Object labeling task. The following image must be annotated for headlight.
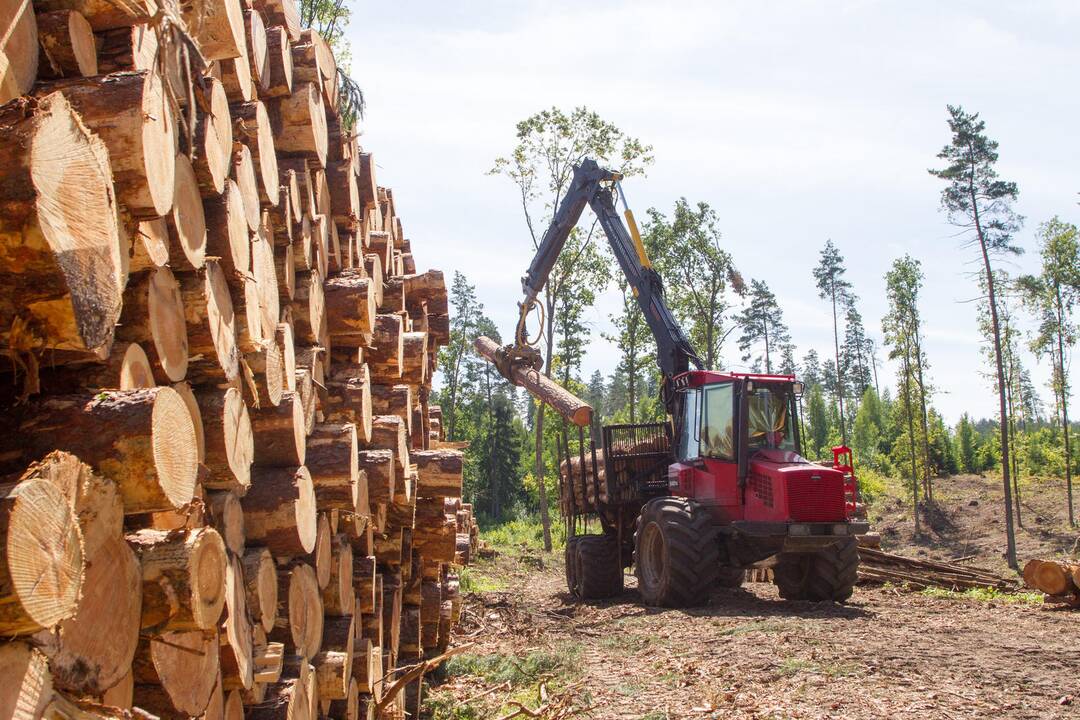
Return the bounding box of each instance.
[789,524,810,536]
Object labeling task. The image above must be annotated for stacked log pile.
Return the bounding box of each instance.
[855,547,1018,592]
[0,3,477,719]
[1022,559,1080,607]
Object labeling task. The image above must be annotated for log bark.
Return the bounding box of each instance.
[264,25,293,98]
[232,100,280,207]
[241,338,284,411]
[186,0,245,61]
[325,271,376,343]
[0,478,84,636]
[475,335,593,427]
[272,563,323,659]
[18,387,199,513]
[203,178,251,278]
[326,160,359,226]
[306,423,360,512]
[411,449,463,498]
[241,465,317,555]
[250,391,306,466]
[242,546,278,634]
[127,527,227,633]
[353,556,377,616]
[324,365,372,442]
[369,383,411,437]
[356,449,394,506]
[219,51,255,103]
[36,10,96,79]
[368,415,409,477]
[366,315,403,380]
[132,630,220,717]
[39,70,176,217]
[1,0,38,103]
[326,679,357,720]
[401,331,427,385]
[0,92,126,367]
[34,0,156,31]
[254,0,300,41]
[312,650,351,702]
[115,266,189,384]
[272,81,328,169]
[196,386,254,493]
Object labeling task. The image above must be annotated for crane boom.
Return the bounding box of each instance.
[507,159,701,410]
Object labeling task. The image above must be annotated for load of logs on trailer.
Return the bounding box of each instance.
[1022,559,1080,607]
[0,2,479,719]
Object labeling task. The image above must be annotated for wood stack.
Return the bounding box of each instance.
[1022,558,1080,607]
[856,547,1018,592]
[0,4,478,719]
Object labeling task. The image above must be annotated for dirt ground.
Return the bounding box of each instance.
[425,476,1080,719]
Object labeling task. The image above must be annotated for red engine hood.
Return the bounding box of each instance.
[745,450,847,522]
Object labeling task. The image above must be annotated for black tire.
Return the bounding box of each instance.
[717,565,745,588]
[576,535,623,599]
[773,537,859,602]
[633,497,719,607]
[564,537,581,596]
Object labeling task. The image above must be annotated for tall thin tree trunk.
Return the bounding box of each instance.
[830,288,847,445]
[763,319,771,374]
[1055,288,1075,526]
[913,333,932,502]
[902,352,920,536]
[973,200,1017,569]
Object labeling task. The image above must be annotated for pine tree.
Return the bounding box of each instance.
[929,105,1023,569]
[813,240,853,444]
[957,414,978,474]
[805,384,830,460]
[736,279,791,373]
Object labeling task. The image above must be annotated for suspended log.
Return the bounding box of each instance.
[250,391,306,466]
[220,554,254,691]
[475,335,593,427]
[264,25,293,98]
[324,271,377,342]
[241,465,317,555]
[38,70,176,217]
[411,450,463,498]
[176,260,241,384]
[196,386,254,493]
[0,92,125,368]
[306,423,360,513]
[242,547,278,634]
[17,387,198,513]
[0,477,83,636]
[272,563,323,659]
[272,81,328,169]
[132,630,220,718]
[192,77,234,196]
[232,101,280,207]
[115,266,189,384]
[201,183,249,280]
[36,10,96,79]
[127,526,227,633]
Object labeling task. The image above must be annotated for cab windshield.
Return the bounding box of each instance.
[747,384,798,453]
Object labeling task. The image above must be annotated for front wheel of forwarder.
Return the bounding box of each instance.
[772,537,859,602]
[634,497,719,607]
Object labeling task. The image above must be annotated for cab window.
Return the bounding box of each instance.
[701,383,735,460]
[676,389,700,461]
[747,386,798,453]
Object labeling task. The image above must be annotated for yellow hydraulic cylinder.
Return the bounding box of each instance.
[623,208,652,270]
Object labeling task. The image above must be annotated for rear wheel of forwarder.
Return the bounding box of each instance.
[634,497,719,607]
[576,534,623,599]
[564,536,581,596]
[772,537,859,602]
[717,565,745,588]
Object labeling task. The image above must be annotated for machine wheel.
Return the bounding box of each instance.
[717,565,746,588]
[773,537,859,602]
[633,497,719,607]
[575,535,623,599]
[564,537,581,596]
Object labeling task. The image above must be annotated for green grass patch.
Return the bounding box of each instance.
[638,713,670,720]
[599,632,652,652]
[481,517,566,553]
[457,567,506,593]
[443,644,582,687]
[920,586,1044,605]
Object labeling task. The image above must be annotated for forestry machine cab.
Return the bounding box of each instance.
[492,159,868,607]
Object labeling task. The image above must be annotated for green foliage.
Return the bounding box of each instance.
[736,279,791,374]
[457,567,506,594]
[920,586,1043,605]
[852,386,887,471]
[296,0,364,127]
[813,239,855,437]
[443,646,581,686]
[481,516,566,552]
[804,383,830,460]
[643,198,744,368]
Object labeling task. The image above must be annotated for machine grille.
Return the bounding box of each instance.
[786,473,845,521]
[748,473,773,508]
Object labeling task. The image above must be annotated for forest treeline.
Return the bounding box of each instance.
[430,106,1079,567]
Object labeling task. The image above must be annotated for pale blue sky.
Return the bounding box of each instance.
[343,0,1079,422]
